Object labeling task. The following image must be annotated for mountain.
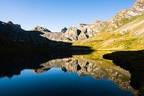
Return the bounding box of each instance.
[30,0,144,45]
[0,21,72,50]
[32,26,51,33]
[0,0,143,50]
[31,22,105,42]
[104,0,144,32]
[0,21,95,51]
[73,0,144,50]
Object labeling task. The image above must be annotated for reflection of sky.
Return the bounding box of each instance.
[0,68,134,96]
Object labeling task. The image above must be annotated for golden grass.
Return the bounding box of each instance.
[73,14,144,51]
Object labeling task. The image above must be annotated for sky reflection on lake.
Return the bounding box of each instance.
[0,68,134,96]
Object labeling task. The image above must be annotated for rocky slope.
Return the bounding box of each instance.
[0,0,144,50]
[73,0,144,50]
[104,0,144,32]
[32,21,106,42]
[0,21,71,50]
[31,0,144,43]
[31,26,51,32]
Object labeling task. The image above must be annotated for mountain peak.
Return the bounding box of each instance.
[106,0,144,31]
[6,21,22,31]
[32,26,51,32]
[135,0,144,4]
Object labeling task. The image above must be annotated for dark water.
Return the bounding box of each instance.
[0,68,134,96]
[0,52,136,96]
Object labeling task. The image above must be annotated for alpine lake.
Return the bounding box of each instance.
[0,50,144,96]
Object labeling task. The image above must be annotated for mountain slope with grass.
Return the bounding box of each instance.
[73,0,144,50]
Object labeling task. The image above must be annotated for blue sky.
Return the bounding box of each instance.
[0,0,135,32]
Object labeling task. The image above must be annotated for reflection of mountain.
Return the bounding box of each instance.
[0,52,137,95]
[40,57,137,96]
[103,50,144,96]
[0,50,94,78]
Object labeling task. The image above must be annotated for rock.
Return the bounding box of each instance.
[105,0,144,32]
[64,27,81,41]
[0,21,71,49]
[35,20,106,42]
[0,21,2,25]
[32,26,51,32]
[134,29,144,36]
[135,0,144,4]
[7,21,23,32]
[61,27,67,33]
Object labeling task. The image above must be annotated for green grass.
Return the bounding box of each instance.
[73,14,144,51]
[113,15,144,31]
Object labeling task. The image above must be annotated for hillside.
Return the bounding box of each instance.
[73,0,144,50]
[0,0,144,51]
[0,21,73,50]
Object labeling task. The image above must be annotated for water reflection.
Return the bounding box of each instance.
[0,50,93,78]
[103,50,144,96]
[0,52,137,96]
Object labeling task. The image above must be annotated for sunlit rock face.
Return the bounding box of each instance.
[37,20,106,42]
[34,23,104,42]
[129,0,144,17]
[106,0,144,31]
[64,21,106,41]
[135,0,144,4]
[41,0,144,39]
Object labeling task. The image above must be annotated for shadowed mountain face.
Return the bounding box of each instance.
[0,21,96,51]
[0,20,99,46]
[103,50,144,96]
[0,21,73,50]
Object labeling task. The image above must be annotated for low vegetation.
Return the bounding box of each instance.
[73,14,144,51]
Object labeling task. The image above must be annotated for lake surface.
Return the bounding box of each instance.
[0,51,139,96]
[0,68,134,96]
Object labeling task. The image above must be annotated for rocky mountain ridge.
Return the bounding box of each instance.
[31,0,144,42]
[73,0,144,50]
[0,0,144,49]
[106,0,144,31]
[31,26,51,33]
[0,21,72,49]
[31,22,104,42]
